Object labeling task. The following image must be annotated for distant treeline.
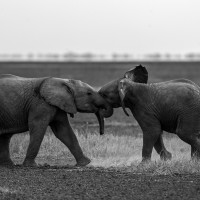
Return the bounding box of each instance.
[0,52,200,61]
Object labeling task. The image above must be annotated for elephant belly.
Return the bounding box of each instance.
[0,117,28,134]
[0,126,28,135]
[161,122,177,133]
[160,114,200,134]
[160,114,178,134]
[0,108,28,134]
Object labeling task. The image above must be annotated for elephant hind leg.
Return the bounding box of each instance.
[177,131,200,160]
[0,134,13,166]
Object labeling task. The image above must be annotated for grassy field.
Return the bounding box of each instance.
[10,131,199,175]
[1,61,200,173]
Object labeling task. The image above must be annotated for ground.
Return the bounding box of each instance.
[1,165,200,200]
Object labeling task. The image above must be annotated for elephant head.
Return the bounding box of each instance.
[39,78,113,134]
[98,64,148,115]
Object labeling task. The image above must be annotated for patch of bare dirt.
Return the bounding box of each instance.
[0,166,200,199]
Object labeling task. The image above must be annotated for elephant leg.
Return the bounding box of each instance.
[190,139,200,160]
[50,112,91,167]
[23,117,49,167]
[154,134,172,161]
[0,134,13,166]
[191,146,200,158]
[142,128,161,162]
[177,130,200,160]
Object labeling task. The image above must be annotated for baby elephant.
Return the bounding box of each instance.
[119,78,200,161]
[99,65,172,161]
[0,74,113,167]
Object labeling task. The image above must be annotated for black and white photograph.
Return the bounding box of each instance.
[0,0,200,199]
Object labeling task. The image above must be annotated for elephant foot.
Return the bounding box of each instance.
[75,156,91,167]
[137,159,151,169]
[160,150,172,161]
[140,158,151,164]
[23,160,38,167]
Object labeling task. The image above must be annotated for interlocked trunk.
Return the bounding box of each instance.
[95,104,113,135]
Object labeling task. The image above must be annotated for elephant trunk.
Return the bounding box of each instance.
[95,104,113,135]
[95,111,105,135]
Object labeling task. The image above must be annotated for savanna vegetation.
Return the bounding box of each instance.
[2,61,200,175]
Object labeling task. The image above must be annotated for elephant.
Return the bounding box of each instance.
[117,76,200,161]
[0,74,113,167]
[98,65,172,161]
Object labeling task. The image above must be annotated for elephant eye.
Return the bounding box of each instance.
[87,92,92,96]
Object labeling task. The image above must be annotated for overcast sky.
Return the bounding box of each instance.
[0,0,200,56]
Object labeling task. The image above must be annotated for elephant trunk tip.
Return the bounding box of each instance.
[100,129,104,135]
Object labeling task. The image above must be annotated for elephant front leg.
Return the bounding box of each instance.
[0,134,13,166]
[50,117,91,167]
[141,128,161,162]
[154,134,172,161]
[23,120,48,167]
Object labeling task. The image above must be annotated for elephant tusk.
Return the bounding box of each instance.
[121,104,129,117]
[120,88,125,96]
[118,84,130,117]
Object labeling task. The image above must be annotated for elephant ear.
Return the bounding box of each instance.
[124,64,148,83]
[39,78,77,114]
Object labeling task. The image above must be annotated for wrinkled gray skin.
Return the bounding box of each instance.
[0,74,113,167]
[99,65,172,161]
[118,78,200,161]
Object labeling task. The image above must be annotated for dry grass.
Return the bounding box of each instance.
[9,128,200,175]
